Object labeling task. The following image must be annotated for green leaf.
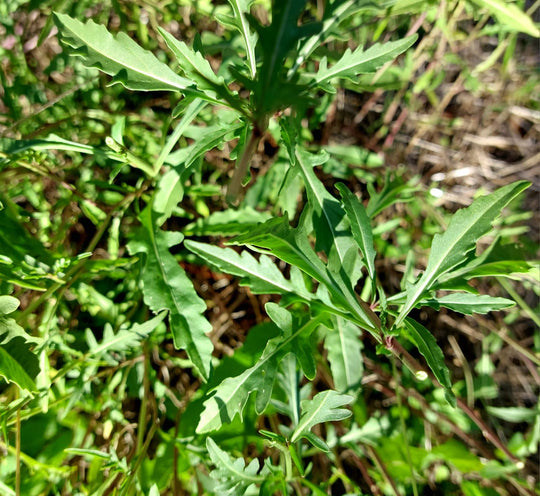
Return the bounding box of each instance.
[251,0,320,116]
[437,237,533,283]
[290,0,388,77]
[231,215,380,334]
[184,240,311,298]
[290,390,353,449]
[53,13,206,97]
[158,28,244,112]
[127,207,213,381]
[324,316,363,392]
[86,312,166,360]
[312,35,418,91]
[167,117,243,170]
[217,0,258,78]
[196,304,324,433]
[335,182,376,280]
[294,148,358,272]
[486,406,539,423]
[183,207,272,236]
[422,293,515,315]
[402,318,455,406]
[0,299,40,392]
[395,181,530,328]
[206,438,269,495]
[0,296,19,316]
[366,171,417,218]
[469,0,540,37]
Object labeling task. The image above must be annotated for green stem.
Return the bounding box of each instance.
[226,124,263,203]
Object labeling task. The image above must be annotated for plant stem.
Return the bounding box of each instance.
[226,124,263,203]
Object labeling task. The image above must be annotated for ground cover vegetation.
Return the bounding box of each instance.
[0,0,539,494]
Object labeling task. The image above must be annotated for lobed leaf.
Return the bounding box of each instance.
[158,28,244,112]
[312,35,418,91]
[185,240,311,298]
[290,390,354,450]
[290,0,391,77]
[197,304,323,433]
[231,215,381,334]
[53,13,207,97]
[395,181,530,327]
[217,0,258,78]
[85,312,166,361]
[206,437,269,495]
[127,207,213,381]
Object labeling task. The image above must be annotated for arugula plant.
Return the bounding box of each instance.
[1,0,536,494]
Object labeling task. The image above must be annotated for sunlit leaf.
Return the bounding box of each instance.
[312,35,418,91]
[395,181,530,328]
[336,182,376,280]
[290,390,354,450]
[54,13,210,98]
[207,438,269,495]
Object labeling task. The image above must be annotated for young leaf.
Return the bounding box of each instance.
[197,305,324,433]
[324,316,363,392]
[312,35,418,92]
[335,182,376,280]
[127,207,213,381]
[251,0,320,115]
[290,390,353,450]
[206,437,269,495]
[402,318,455,407]
[422,293,515,315]
[53,13,208,98]
[395,181,530,328]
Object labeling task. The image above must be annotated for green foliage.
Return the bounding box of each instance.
[127,207,213,381]
[1,0,538,494]
[0,296,40,392]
